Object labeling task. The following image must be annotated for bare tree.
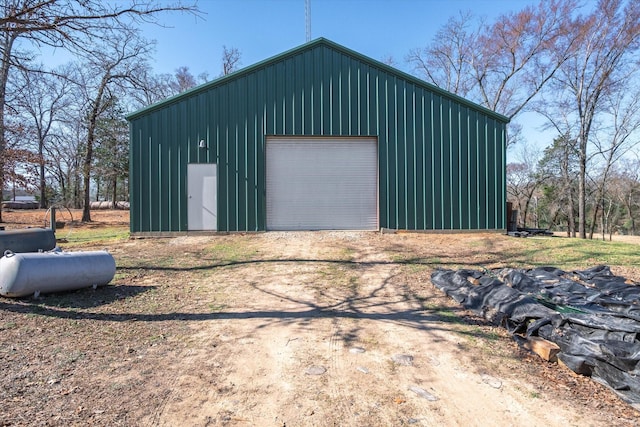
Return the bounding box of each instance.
[613,158,640,235]
[12,66,72,207]
[76,25,153,222]
[0,0,199,223]
[380,54,397,67]
[170,66,208,93]
[130,65,209,107]
[407,1,578,147]
[588,85,640,238]
[547,0,640,238]
[406,11,477,98]
[507,146,545,227]
[221,45,241,76]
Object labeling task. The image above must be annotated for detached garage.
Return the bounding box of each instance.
[127,38,508,235]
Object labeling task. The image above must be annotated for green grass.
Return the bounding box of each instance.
[498,236,640,270]
[204,240,258,263]
[58,226,129,246]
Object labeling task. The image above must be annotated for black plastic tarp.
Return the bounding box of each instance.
[431,266,640,409]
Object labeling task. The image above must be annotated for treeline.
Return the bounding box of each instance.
[408,0,640,239]
[0,1,245,223]
[508,139,640,239]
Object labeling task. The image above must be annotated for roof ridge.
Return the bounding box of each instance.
[127,37,508,123]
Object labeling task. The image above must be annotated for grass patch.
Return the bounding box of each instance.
[423,302,465,325]
[59,226,129,247]
[497,237,640,270]
[0,321,17,331]
[204,240,258,263]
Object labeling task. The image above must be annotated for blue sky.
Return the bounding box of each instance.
[146,0,540,77]
[140,0,550,151]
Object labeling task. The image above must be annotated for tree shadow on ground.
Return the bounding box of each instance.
[0,255,501,345]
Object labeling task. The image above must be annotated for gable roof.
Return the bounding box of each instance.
[126,37,509,123]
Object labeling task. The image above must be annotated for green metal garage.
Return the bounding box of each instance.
[126,38,508,235]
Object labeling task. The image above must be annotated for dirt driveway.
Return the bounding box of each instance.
[0,219,638,425]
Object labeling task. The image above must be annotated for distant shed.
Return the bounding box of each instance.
[126,38,509,235]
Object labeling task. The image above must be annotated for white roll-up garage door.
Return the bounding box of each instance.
[266,137,378,231]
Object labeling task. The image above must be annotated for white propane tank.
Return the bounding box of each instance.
[0,250,116,297]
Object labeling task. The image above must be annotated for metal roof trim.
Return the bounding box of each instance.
[126,37,509,124]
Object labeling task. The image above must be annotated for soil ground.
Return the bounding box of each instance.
[0,209,639,426]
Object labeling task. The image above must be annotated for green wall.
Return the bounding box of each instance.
[128,38,508,233]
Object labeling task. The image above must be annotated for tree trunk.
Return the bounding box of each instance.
[0,32,17,223]
[39,141,47,208]
[578,156,587,238]
[626,195,636,235]
[82,75,109,222]
[82,133,95,222]
[112,176,117,208]
[566,186,576,237]
[588,202,599,240]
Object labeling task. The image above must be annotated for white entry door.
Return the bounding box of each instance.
[188,163,217,231]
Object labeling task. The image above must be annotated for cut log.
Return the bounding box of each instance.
[524,336,560,362]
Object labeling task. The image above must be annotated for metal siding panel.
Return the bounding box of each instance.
[147,117,156,232]
[323,49,332,135]
[414,90,425,229]
[304,49,313,135]
[211,88,221,230]
[469,110,479,229]
[355,63,362,134]
[294,53,303,134]
[277,61,286,135]
[487,119,497,229]
[266,137,378,230]
[129,124,140,232]
[342,55,352,134]
[376,72,387,228]
[460,107,470,229]
[227,82,238,231]
[441,98,451,229]
[217,85,229,231]
[158,108,168,231]
[167,108,175,230]
[149,114,160,231]
[257,70,267,231]
[478,114,488,228]
[236,78,247,231]
[407,86,422,230]
[368,68,378,137]
[385,77,396,228]
[450,103,460,229]
[247,72,258,231]
[313,47,323,135]
[331,52,340,134]
[264,65,275,135]
[284,57,294,135]
[432,95,442,229]
[425,91,434,229]
[359,64,367,135]
[175,98,186,231]
[499,123,507,229]
[396,79,407,229]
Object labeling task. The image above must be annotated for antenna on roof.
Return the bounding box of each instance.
[305,0,311,42]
